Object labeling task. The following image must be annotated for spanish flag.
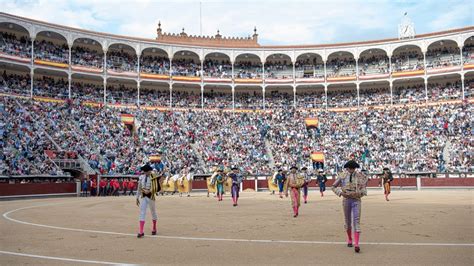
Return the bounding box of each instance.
[120,114,134,125]
[149,155,161,162]
[311,152,325,162]
[305,118,319,128]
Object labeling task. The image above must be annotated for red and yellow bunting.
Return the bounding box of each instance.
[34,59,68,68]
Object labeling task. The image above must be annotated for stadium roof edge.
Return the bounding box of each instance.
[0,12,473,49]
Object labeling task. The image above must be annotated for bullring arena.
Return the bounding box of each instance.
[1,190,473,265]
[1,3,474,265]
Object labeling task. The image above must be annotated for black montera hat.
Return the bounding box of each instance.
[141,164,153,172]
[344,160,360,169]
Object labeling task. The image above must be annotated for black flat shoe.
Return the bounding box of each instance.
[151,231,157,235]
[137,233,144,238]
[347,243,353,247]
[355,246,360,253]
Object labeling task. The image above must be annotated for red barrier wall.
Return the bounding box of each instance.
[242,180,254,190]
[392,178,417,187]
[0,183,76,196]
[421,178,474,187]
[192,180,207,189]
[257,180,268,189]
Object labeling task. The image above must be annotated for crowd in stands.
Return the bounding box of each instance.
[140,88,170,107]
[326,57,356,77]
[1,31,474,177]
[359,88,391,106]
[391,51,424,72]
[2,72,472,108]
[107,50,137,72]
[33,76,68,98]
[203,59,232,78]
[265,61,292,79]
[358,55,389,75]
[34,40,68,63]
[71,82,104,103]
[141,55,169,75]
[1,72,30,96]
[234,61,262,79]
[297,91,326,109]
[107,84,138,105]
[1,93,472,176]
[71,46,103,69]
[0,177,74,184]
[171,58,200,76]
[1,97,64,175]
[191,110,270,174]
[0,32,31,58]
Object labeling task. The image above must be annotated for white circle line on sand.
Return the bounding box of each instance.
[0,250,135,265]
[3,202,474,247]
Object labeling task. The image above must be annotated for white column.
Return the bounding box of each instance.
[355,55,360,108]
[324,84,328,110]
[459,45,464,100]
[200,57,204,82]
[390,81,393,105]
[137,82,140,107]
[103,79,107,106]
[231,60,235,80]
[388,52,392,76]
[68,73,71,99]
[169,82,172,109]
[103,49,107,105]
[292,61,296,82]
[30,37,35,98]
[201,84,204,109]
[168,56,173,108]
[68,44,72,99]
[323,59,327,83]
[356,82,360,108]
[30,68,34,98]
[423,49,428,103]
[293,60,296,109]
[293,84,297,109]
[137,53,141,106]
[355,56,359,80]
[169,57,173,76]
[262,60,265,110]
[424,77,428,103]
[231,60,235,111]
[232,85,235,111]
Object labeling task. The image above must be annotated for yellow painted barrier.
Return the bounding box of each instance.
[177,178,192,193]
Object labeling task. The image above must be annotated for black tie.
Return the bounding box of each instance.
[349,173,353,183]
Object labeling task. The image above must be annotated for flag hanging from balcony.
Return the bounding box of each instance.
[310,152,325,162]
[305,118,319,128]
[120,114,134,125]
[149,155,161,162]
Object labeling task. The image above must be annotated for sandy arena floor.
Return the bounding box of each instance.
[0,190,473,265]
